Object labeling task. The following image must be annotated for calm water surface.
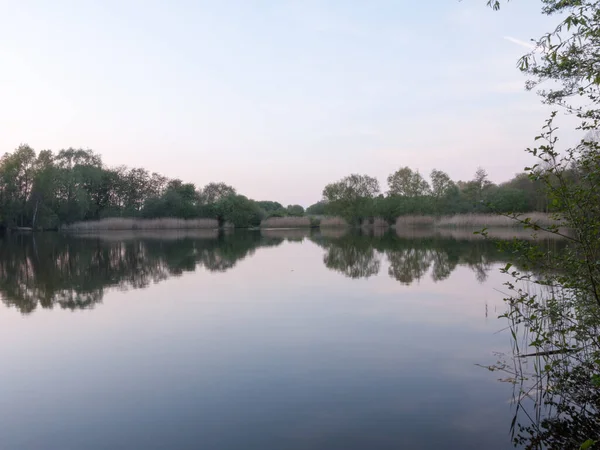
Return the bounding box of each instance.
[0,229,557,450]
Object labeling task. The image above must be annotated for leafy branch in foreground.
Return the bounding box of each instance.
[485,1,600,448]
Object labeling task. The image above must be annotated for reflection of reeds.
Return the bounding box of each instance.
[71,229,220,241]
[63,218,219,232]
[437,228,567,240]
[261,228,311,241]
[319,217,348,228]
[394,226,567,240]
[318,227,349,239]
[361,217,389,228]
[394,228,442,239]
[260,217,311,228]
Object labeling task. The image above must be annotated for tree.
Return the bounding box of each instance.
[0,144,37,227]
[306,201,327,216]
[200,182,236,204]
[486,186,529,213]
[286,204,305,216]
[459,167,494,209]
[30,150,59,228]
[322,174,380,224]
[430,169,455,200]
[215,194,263,227]
[323,174,380,202]
[256,201,284,212]
[387,167,430,197]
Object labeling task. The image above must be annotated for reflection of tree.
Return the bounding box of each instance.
[1,230,569,314]
[386,248,432,284]
[461,244,494,283]
[311,231,567,285]
[430,249,456,282]
[324,245,381,279]
[0,232,283,314]
[312,233,381,279]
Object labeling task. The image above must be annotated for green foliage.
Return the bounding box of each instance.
[215,195,263,228]
[323,174,380,202]
[387,167,431,197]
[430,169,455,200]
[317,166,548,224]
[306,201,327,216]
[322,174,380,224]
[256,201,284,212]
[286,204,305,216]
[486,186,530,213]
[199,182,236,204]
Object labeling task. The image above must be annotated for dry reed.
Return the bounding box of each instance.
[260,217,311,228]
[435,212,558,228]
[394,215,436,228]
[319,217,348,228]
[63,217,219,232]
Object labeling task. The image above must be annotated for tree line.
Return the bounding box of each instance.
[0,145,305,229]
[310,166,549,224]
[1,144,554,230]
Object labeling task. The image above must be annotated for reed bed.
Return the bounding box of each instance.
[434,212,557,228]
[63,217,219,232]
[394,213,558,230]
[394,215,436,228]
[319,217,348,228]
[260,217,311,228]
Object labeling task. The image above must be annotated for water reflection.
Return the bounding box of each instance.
[0,231,284,314]
[0,229,566,314]
[310,229,560,285]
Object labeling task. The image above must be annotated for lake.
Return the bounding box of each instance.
[0,229,562,450]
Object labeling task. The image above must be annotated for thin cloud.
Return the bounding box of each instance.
[504,36,535,50]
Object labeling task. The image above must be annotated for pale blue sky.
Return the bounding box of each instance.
[0,1,564,205]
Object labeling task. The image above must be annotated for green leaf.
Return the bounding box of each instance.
[580,439,597,450]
